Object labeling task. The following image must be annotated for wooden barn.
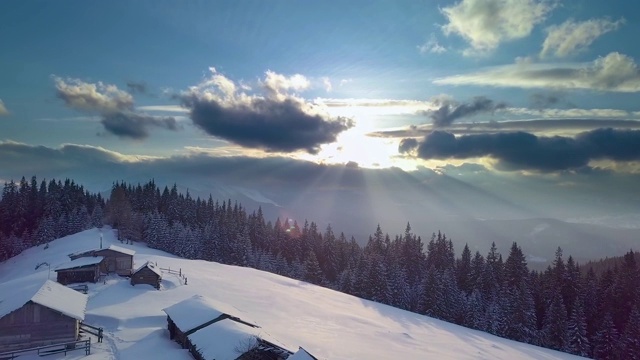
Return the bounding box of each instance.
[162,295,293,360]
[69,245,135,276]
[55,256,104,285]
[130,261,162,289]
[0,279,87,352]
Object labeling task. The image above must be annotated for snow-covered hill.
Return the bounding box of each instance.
[0,228,586,360]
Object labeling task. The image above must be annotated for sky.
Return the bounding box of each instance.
[1,0,640,226]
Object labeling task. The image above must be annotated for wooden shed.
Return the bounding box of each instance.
[130,262,162,290]
[162,295,292,360]
[69,245,135,276]
[0,279,87,352]
[55,257,104,285]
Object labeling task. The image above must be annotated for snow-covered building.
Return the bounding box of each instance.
[162,295,293,360]
[0,279,87,351]
[288,347,319,360]
[130,261,162,289]
[69,244,135,276]
[55,256,104,285]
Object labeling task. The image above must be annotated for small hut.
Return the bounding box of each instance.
[130,262,162,290]
[55,256,104,285]
[0,279,87,352]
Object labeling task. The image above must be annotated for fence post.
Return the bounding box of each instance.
[99,328,103,343]
[179,268,181,276]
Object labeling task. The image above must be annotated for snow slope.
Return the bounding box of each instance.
[0,228,586,360]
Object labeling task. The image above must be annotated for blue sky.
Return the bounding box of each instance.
[1,0,640,204]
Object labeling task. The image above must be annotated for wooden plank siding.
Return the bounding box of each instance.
[0,302,78,351]
[130,267,161,289]
[56,266,100,285]
[93,249,133,276]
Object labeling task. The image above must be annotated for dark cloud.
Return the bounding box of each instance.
[126,81,147,95]
[177,69,354,154]
[426,96,507,127]
[398,138,419,153]
[530,92,574,109]
[53,76,178,139]
[101,112,178,140]
[371,119,640,138]
[407,128,640,171]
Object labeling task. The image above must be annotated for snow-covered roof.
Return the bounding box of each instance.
[162,295,258,332]
[0,279,87,321]
[188,318,292,360]
[103,245,136,256]
[55,256,104,271]
[133,261,162,277]
[289,347,318,360]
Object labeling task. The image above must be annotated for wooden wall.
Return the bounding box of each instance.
[56,266,99,285]
[130,267,160,289]
[94,249,133,276]
[0,302,78,351]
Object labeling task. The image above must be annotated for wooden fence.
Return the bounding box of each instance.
[0,339,90,359]
[158,265,188,285]
[80,322,103,343]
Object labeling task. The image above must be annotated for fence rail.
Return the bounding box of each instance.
[0,339,90,359]
[80,322,103,343]
[158,265,188,285]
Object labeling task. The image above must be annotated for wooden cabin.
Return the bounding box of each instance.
[69,245,135,276]
[0,279,87,352]
[130,262,162,290]
[162,295,293,360]
[55,257,104,285]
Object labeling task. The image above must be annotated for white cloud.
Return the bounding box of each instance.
[322,77,333,92]
[0,99,8,116]
[434,52,640,92]
[137,105,189,113]
[339,79,353,86]
[441,0,555,55]
[261,71,311,100]
[52,76,134,113]
[418,33,447,54]
[541,18,624,58]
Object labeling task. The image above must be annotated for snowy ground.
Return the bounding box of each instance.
[0,228,587,360]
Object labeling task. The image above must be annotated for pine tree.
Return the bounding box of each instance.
[303,251,324,285]
[567,299,590,357]
[543,291,568,351]
[619,305,640,360]
[593,313,618,360]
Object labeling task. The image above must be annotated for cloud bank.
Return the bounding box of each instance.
[54,76,177,139]
[434,52,640,92]
[425,95,506,127]
[400,128,640,171]
[441,0,554,55]
[541,18,624,58]
[178,68,353,154]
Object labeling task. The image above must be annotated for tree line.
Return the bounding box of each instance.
[0,178,638,359]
